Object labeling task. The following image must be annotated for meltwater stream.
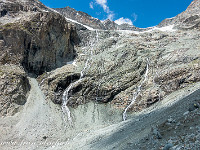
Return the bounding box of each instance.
[123,58,149,121]
[62,30,100,123]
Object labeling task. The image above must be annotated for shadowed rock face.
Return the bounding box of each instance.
[0,0,80,75]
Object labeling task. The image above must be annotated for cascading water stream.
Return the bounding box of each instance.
[62,79,82,124]
[61,30,100,123]
[123,58,149,121]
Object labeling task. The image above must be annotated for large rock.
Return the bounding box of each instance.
[0,0,80,75]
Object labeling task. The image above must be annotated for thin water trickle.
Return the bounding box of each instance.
[61,30,100,123]
[123,58,149,121]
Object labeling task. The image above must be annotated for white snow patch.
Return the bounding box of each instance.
[116,24,176,36]
[117,25,176,36]
[64,17,95,31]
[117,30,140,35]
[165,16,176,20]
[66,61,77,66]
[72,61,77,66]
[79,53,86,56]
[145,25,176,33]
[157,25,176,32]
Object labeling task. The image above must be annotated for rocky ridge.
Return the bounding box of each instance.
[159,0,200,29]
[55,7,139,31]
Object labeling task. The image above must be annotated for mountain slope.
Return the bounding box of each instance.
[0,0,200,150]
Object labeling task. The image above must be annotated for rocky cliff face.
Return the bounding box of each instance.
[0,0,79,116]
[0,65,30,116]
[40,28,200,112]
[0,0,79,75]
[0,0,48,15]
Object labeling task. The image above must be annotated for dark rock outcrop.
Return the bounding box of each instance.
[0,65,30,116]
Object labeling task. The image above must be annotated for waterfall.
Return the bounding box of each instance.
[39,72,51,87]
[62,80,82,124]
[123,58,149,121]
[61,30,100,123]
[39,78,46,86]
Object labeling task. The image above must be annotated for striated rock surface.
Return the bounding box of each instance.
[39,0,200,112]
[40,28,200,113]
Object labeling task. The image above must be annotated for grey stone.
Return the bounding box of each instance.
[163,143,174,150]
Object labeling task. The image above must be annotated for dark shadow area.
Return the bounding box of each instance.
[0,9,7,17]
